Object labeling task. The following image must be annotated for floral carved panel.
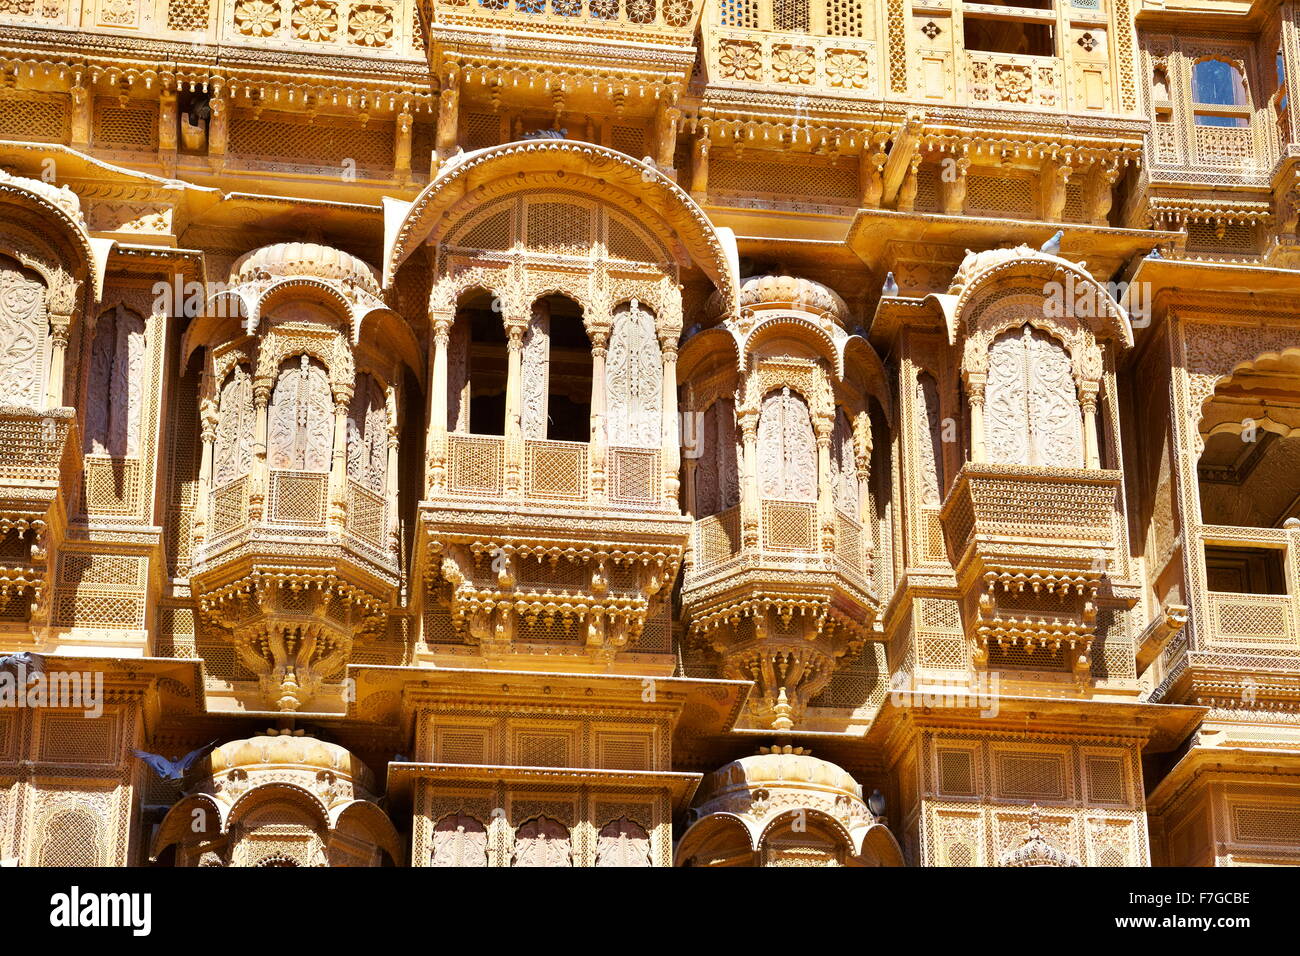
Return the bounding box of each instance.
[346,372,387,492]
[695,396,740,517]
[985,325,1082,468]
[85,305,146,457]
[268,354,334,472]
[606,303,662,448]
[430,814,488,867]
[520,307,549,440]
[0,254,46,408]
[758,387,817,502]
[214,364,256,485]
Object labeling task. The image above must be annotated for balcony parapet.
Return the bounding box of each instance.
[430,0,702,48]
[679,501,879,727]
[189,468,401,711]
[940,462,1124,680]
[0,407,78,635]
[422,433,689,667]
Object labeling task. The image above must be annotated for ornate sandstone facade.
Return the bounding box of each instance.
[0,0,1295,867]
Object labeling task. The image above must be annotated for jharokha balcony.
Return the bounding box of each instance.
[0,407,78,635]
[940,462,1124,681]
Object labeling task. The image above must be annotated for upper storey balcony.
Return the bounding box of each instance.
[0,173,99,641]
[919,246,1135,683]
[383,141,733,672]
[0,0,426,60]
[699,0,1137,114]
[183,242,417,711]
[677,275,893,727]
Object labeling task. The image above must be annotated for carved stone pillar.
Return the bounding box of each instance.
[739,409,760,548]
[386,417,401,553]
[815,416,835,557]
[860,147,887,208]
[655,102,679,171]
[1080,384,1101,469]
[395,109,413,182]
[435,74,459,167]
[1089,163,1121,227]
[329,389,351,529]
[690,134,710,203]
[941,155,971,216]
[897,153,922,213]
[208,91,228,158]
[159,90,178,152]
[504,322,525,497]
[70,82,90,149]
[45,320,70,407]
[249,382,271,521]
[193,398,218,548]
[661,341,680,507]
[967,373,987,464]
[1043,158,1072,223]
[428,310,453,495]
[590,329,609,502]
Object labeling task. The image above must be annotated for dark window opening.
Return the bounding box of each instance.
[963,18,1054,57]
[540,295,592,443]
[459,290,507,436]
[1205,545,1287,595]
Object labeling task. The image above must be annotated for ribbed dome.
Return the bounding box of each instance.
[229,242,381,295]
[0,170,83,221]
[699,749,863,806]
[207,733,376,792]
[704,274,849,326]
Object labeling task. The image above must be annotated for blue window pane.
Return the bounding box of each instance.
[1193,59,1246,106]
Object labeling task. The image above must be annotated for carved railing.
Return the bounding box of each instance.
[1197,524,1300,651]
[693,504,741,571]
[963,52,1064,110]
[704,28,879,95]
[431,0,701,42]
[761,498,817,552]
[267,468,330,526]
[1193,124,1256,169]
[446,433,506,498]
[524,439,587,501]
[346,479,387,550]
[209,475,249,540]
[0,407,76,490]
[442,432,675,511]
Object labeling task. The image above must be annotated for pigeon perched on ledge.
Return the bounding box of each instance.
[1040,229,1064,255]
[0,651,43,674]
[132,740,219,782]
[521,128,567,140]
[882,271,899,297]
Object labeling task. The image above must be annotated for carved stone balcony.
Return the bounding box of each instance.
[703,28,880,97]
[0,407,77,634]
[191,469,401,711]
[939,463,1123,680]
[429,0,702,47]
[680,500,878,727]
[421,433,689,669]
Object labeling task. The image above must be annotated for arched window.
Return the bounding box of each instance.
[0,253,46,408]
[606,301,662,448]
[984,325,1083,468]
[595,817,651,867]
[347,372,388,492]
[522,294,591,443]
[511,816,572,867]
[830,408,859,516]
[451,289,506,436]
[267,354,333,472]
[758,387,817,501]
[1192,58,1249,127]
[430,813,488,867]
[916,371,945,504]
[84,304,146,457]
[213,364,255,485]
[694,397,741,517]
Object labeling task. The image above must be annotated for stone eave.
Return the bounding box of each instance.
[864,692,1207,755]
[1145,744,1300,814]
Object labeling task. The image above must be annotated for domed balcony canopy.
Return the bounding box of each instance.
[181,242,419,380]
[0,169,110,304]
[381,140,740,311]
